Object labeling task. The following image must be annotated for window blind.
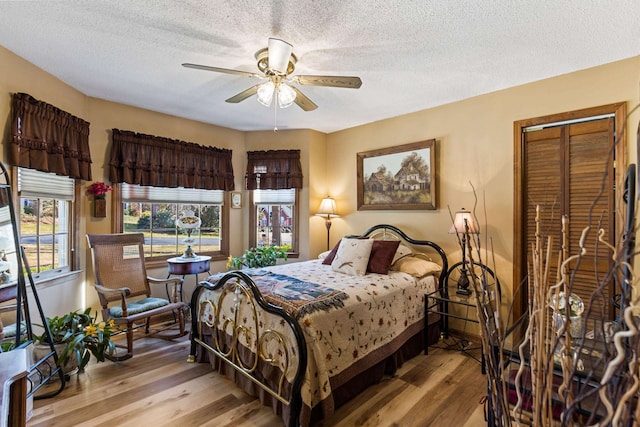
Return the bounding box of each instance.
[253,189,296,205]
[122,183,224,204]
[18,167,75,200]
[0,206,11,225]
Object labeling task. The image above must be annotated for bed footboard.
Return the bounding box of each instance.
[189,271,307,427]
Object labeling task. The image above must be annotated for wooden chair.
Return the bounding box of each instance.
[86,233,187,361]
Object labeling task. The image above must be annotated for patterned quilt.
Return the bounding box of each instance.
[198,259,438,423]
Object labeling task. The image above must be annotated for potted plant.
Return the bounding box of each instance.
[35,308,115,373]
[226,244,290,270]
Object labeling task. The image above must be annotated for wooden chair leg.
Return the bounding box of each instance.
[145,317,151,334]
[126,324,134,356]
[178,308,185,335]
[106,325,134,361]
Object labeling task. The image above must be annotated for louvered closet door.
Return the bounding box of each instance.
[523,117,615,321]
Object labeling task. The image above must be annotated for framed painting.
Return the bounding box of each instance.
[357,139,436,210]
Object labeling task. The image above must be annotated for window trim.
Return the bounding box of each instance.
[113,183,230,267]
[249,189,299,256]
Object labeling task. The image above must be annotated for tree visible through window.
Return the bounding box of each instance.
[123,202,221,258]
[121,183,225,259]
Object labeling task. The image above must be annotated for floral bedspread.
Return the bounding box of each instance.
[198,259,438,421]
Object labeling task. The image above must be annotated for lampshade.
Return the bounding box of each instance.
[449,209,479,234]
[316,197,339,218]
[277,83,297,108]
[257,81,275,107]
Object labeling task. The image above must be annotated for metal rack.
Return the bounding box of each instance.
[0,161,65,402]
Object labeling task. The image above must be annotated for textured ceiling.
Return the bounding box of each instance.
[0,1,639,133]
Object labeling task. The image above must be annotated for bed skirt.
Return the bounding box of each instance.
[196,313,441,426]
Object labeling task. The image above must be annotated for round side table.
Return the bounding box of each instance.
[166,255,212,304]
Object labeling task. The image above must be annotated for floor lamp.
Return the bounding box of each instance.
[316,197,339,251]
[449,208,479,295]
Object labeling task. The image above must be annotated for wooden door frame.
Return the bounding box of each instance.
[512,102,627,320]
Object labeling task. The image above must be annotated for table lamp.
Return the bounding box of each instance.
[176,211,201,258]
[316,197,339,250]
[449,208,479,295]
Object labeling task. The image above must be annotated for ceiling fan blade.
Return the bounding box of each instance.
[268,38,293,74]
[291,87,318,111]
[182,63,261,79]
[293,75,362,89]
[225,84,260,103]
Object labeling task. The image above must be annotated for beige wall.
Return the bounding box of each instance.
[326,55,640,310]
[2,42,639,320]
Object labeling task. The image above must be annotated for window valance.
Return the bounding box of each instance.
[109,129,234,191]
[9,92,92,180]
[245,150,303,190]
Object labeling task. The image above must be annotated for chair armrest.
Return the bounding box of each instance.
[95,284,132,317]
[147,276,183,303]
[95,284,131,297]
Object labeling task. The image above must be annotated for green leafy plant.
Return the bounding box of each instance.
[226,245,290,270]
[35,308,115,372]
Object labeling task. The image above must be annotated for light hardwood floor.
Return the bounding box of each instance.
[28,334,488,427]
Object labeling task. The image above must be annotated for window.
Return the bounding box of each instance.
[17,168,75,277]
[249,189,298,251]
[120,183,227,260]
[245,149,302,253]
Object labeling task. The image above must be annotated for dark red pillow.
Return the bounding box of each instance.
[367,240,401,274]
[322,239,343,265]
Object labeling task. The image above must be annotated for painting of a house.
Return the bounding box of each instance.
[357,140,436,210]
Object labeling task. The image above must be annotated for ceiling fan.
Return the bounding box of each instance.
[182,38,362,112]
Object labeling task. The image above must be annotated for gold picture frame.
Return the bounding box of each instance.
[230,191,242,209]
[357,139,436,210]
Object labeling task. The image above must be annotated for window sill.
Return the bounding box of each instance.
[28,270,82,289]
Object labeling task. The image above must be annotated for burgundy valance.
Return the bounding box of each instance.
[9,92,92,180]
[245,150,303,190]
[109,129,234,191]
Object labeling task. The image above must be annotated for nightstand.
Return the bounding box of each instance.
[426,261,499,371]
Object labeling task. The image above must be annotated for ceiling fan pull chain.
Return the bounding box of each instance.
[273,90,279,133]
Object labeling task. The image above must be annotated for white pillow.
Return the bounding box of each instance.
[318,250,331,259]
[331,238,374,276]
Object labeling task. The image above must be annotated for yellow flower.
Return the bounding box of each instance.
[108,319,115,327]
[85,324,97,336]
[226,255,233,270]
[97,321,106,331]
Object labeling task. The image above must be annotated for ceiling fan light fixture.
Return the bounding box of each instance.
[257,81,275,107]
[184,37,359,113]
[277,83,297,108]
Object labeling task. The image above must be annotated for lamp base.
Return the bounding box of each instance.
[456,288,472,296]
[0,271,10,284]
[182,246,197,259]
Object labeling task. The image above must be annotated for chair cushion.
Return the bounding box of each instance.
[109,297,170,318]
